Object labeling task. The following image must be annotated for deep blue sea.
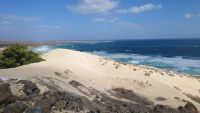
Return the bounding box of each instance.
[33,39,200,76]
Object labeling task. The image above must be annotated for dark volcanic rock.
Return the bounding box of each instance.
[54,100,66,110]
[112,88,153,105]
[0,79,199,113]
[35,99,51,108]
[178,106,188,112]
[153,104,182,113]
[27,98,52,113]
[2,102,26,113]
[18,80,40,97]
[66,97,83,112]
[26,106,51,113]
[52,91,65,100]
[16,94,27,101]
[45,96,57,106]
[153,104,165,112]
[184,102,198,113]
[65,92,77,101]
[0,83,16,106]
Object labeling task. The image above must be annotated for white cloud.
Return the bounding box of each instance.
[92,18,106,22]
[69,0,118,14]
[0,14,40,21]
[117,3,162,14]
[92,17,119,23]
[185,13,193,19]
[38,25,62,30]
[184,13,200,19]
[92,17,139,28]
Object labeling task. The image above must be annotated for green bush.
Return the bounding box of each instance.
[0,44,44,68]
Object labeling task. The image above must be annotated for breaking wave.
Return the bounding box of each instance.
[91,51,200,76]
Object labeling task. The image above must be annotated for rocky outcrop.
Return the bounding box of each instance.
[18,80,40,97]
[0,79,199,113]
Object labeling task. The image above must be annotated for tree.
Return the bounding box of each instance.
[0,44,44,68]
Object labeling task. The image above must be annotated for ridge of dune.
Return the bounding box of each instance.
[0,49,200,111]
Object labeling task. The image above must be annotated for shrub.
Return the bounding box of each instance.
[0,44,44,68]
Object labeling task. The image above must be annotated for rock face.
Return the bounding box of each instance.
[2,102,26,113]
[0,83,16,106]
[0,79,199,113]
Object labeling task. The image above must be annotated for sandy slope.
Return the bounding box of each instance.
[0,49,200,111]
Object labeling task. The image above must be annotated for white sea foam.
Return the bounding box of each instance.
[91,51,200,75]
[32,45,52,53]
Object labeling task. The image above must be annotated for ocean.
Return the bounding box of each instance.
[33,39,200,76]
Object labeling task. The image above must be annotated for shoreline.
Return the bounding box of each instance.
[0,49,200,112]
[0,40,106,48]
[1,44,200,77]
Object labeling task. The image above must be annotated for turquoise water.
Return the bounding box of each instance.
[33,39,200,76]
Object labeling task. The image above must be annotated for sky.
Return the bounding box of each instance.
[0,0,200,41]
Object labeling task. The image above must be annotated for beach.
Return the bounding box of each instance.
[0,49,200,112]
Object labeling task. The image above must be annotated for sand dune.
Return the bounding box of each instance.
[0,49,200,111]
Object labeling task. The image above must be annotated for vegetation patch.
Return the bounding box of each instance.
[0,44,44,68]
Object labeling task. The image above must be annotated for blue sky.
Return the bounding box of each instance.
[0,0,200,41]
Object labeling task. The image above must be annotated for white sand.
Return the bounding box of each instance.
[0,49,200,110]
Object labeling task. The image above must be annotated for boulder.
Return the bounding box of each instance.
[18,80,40,97]
[0,83,16,106]
[184,102,198,113]
[2,102,26,113]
